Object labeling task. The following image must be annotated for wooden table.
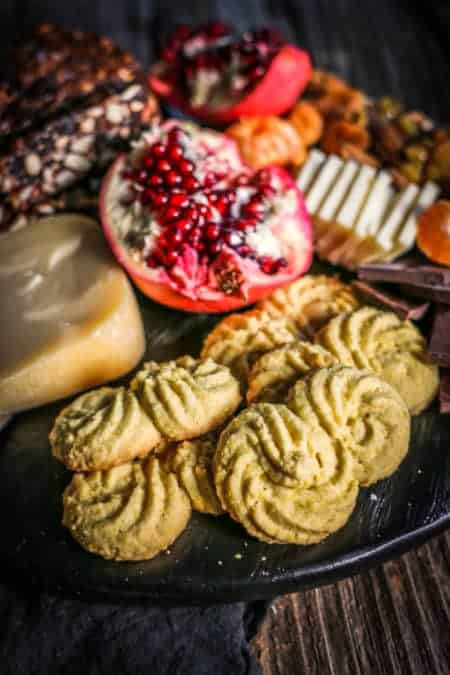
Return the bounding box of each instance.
[255,531,449,674]
[1,2,449,673]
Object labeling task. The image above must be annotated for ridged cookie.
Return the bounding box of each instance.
[50,387,161,471]
[247,341,338,404]
[214,403,358,544]
[131,357,240,440]
[257,274,360,338]
[167,436,223,515]
[201,310,302,385]
[63,456,191,561]
[315,307,439,415]
[287,366,411,486]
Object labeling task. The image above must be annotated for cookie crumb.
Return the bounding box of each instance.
[234,553,243,560]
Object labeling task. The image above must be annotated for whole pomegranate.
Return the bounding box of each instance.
[149,23,312,123]
[100,121,313,313]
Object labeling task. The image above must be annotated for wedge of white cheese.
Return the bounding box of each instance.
[0,214,145,415]
[297,150,440,268]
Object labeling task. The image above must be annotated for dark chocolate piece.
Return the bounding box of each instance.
[399,283,450,306]
[439,370,450,414]
[352,281,430,320]
[358,261,450,287]
[429,305,450,368]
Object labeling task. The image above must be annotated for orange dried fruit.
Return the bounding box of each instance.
[288,101,324,147]
[227,116,306,169]
[320,120,370,155]
[417,200,450,266]
[305,70,367,120]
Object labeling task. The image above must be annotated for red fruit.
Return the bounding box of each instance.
[100,120,313,313]
[149,23,312,124]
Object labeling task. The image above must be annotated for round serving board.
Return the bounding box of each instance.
[1,266,449,605]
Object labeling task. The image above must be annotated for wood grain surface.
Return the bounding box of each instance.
[1,1,449,673]
[254,531,450,674]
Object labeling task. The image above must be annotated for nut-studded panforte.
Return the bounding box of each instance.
[0,24,159,230]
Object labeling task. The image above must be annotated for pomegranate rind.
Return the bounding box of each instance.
[149,45,312,123]
[100,153,313,314]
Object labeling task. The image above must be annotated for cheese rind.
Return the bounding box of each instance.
[0,215,145,414]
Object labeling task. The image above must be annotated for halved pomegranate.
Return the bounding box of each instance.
[100,120,313,313]
[149,23,312,124]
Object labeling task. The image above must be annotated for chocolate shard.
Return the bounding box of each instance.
[439,370,450,414]
[429,305,450,368]
[358,261,450,305]
[352,281,430,321]
[358,261,450,286]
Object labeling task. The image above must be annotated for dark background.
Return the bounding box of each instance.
[0,0,449,122]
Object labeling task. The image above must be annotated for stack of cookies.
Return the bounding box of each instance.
[50,274,439,561]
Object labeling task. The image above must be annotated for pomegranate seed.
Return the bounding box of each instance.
[152,191,169,207]
[168,229,185,245]
[235,217,257,230]
[194,241,205,252]
[171,217,192,232]
[149,174,164,187]
[213,194,229,215]
[183,205,199,222]
[226,190,236,203]
[152,143,167,157]
[188,227,201,243]
[167,144,184,161]
[198,204,212,218]
[144,157,154,169]
[204,172,216,187]
[209,241,223,255]
[178,159,194,174]
[236,244,250,257]
[205,223,220,240]
[157,158,172,172]
[249,65,265,80]
[166,170,182,186]
[223,230,243,247]
[168,192,189,208]
[162,48,177,63]
[141,189,153,204]
[183,176,199,192]
[243,199,265,216]
[260,185,275,197]
[146,255,159,268]
[259,256,278,274]
[166,249,180,265]
[138,168,149,181]
[235,174,250,186]
[167,127,185,144]
[164,206,181,221]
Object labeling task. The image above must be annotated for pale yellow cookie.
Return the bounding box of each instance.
[50,387,161,471]
[247,341,338,404]
[287,365,411,486]
[167,436,223,515]
[63,456,191,561]
[257,274,360,338]
[214,403,358,544]
[131,356,240,440]
[315,306,439,415]
[201,310,302,385]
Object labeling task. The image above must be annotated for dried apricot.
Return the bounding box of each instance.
[320,120,370,155]
[227,116,306,169]
[288,101,324,146]
[417,200,450,266]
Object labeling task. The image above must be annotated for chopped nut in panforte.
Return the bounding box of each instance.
[352,281,430,321]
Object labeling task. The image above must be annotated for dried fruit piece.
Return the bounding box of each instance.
[320,120,370,155]
[150,23,311,123]
[227,116,306,169]
[304,70,367,121]
[417,200,450,266]
[288,101,324,147]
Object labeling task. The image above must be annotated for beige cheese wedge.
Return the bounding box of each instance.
[0,214,145,414]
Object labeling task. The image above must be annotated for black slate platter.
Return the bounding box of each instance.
[1,266,449,605]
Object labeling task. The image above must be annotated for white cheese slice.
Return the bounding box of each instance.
[0,214,145,415]
[306,155,343,214]
[377,183,420,250]
[296,149,326,193]
[319,160,359,222]
[336,165,376,229]
[355,170,392,237]
[398,181,441,249]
